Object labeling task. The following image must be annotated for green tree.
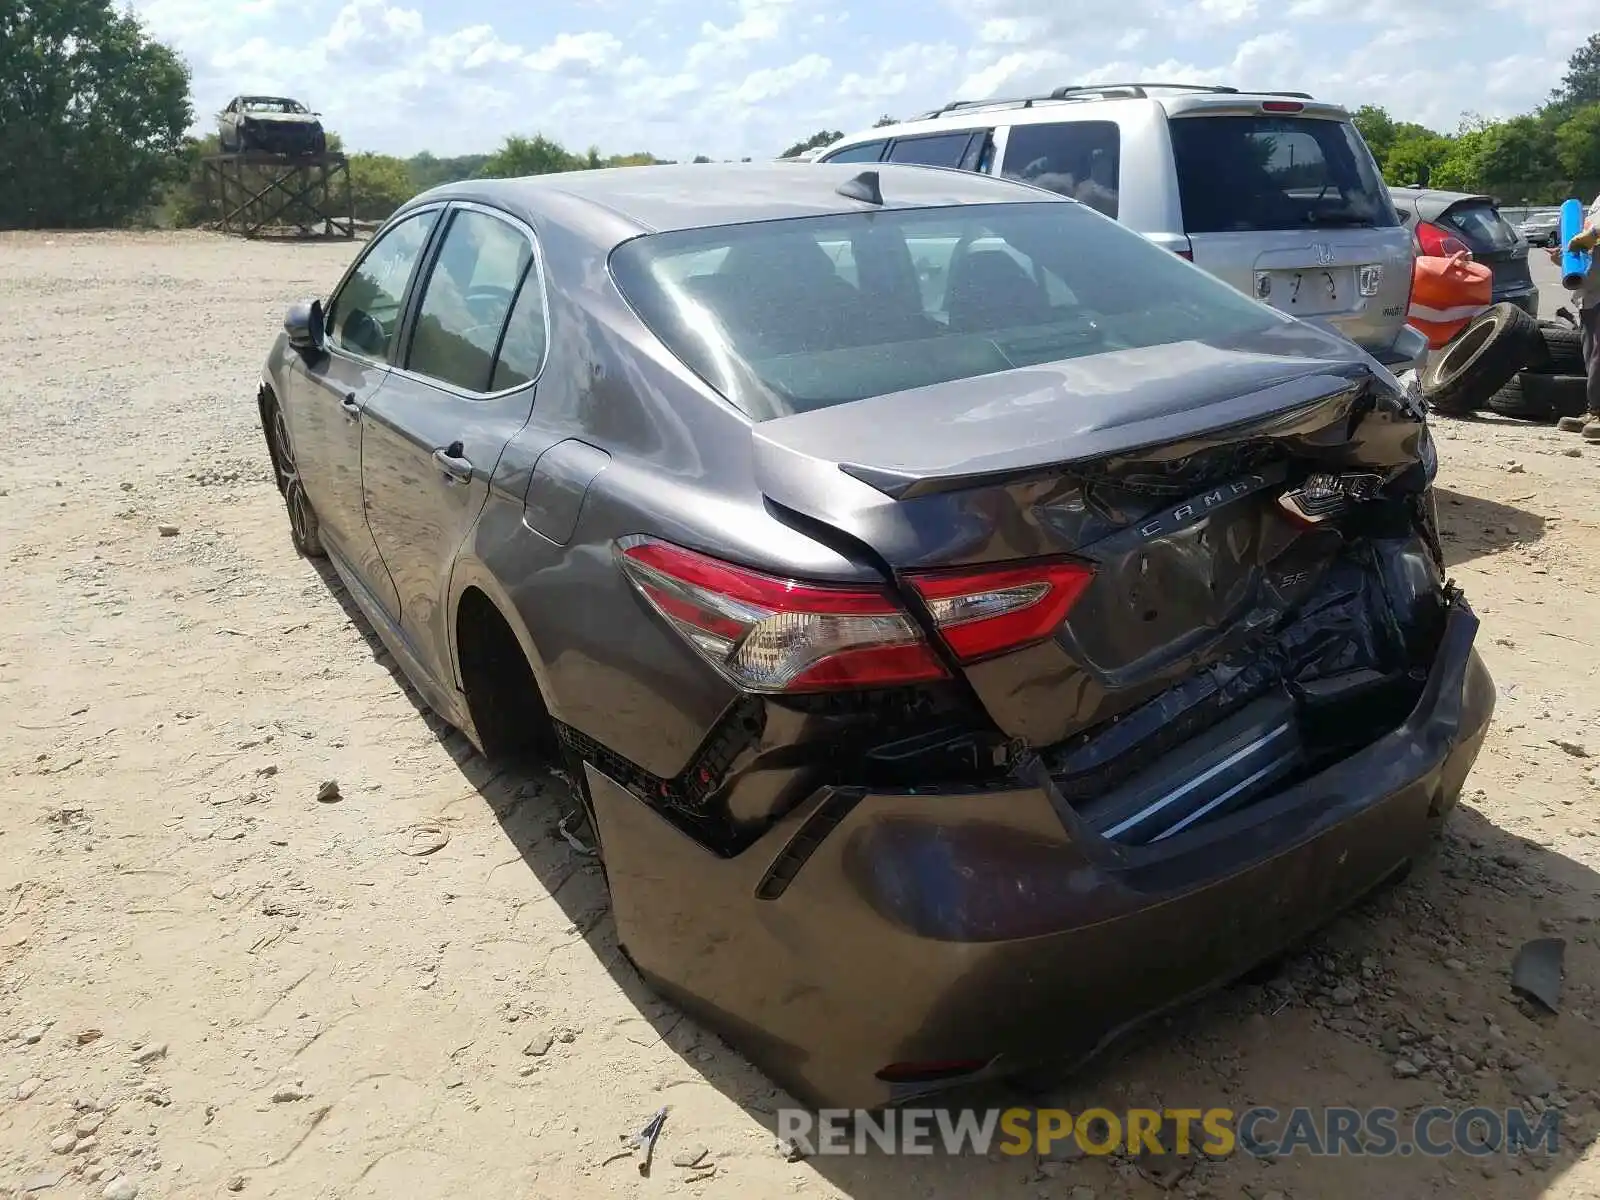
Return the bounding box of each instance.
[1555,103,1600,179]
[873,114,897,128]
[407,151,491,189]
[1383,133,1455,187]
[1351,104,1397,167]
[479,133,580,178]
[1430,126,1489,192]
[1477,115,1560,192]
[348,153,415,220]
[0,0,194,228]
[780,129,844,158]
[1556,32,1600,108]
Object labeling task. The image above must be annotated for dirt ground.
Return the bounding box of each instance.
[2,231,1599,1200]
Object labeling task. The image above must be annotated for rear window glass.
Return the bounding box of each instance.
[1447,202,1518,250]
[819,141,886,164]
[1169,116,1400,234]
[886,133,976,168]
[1001,121,1121,218]
[609,202,1284,422]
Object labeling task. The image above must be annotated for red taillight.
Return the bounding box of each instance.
[905,560,1095,662]
[1261,100,1304,114]
[617,537,949,692]
[617,538,1096,692]
[1415,220,1471,259]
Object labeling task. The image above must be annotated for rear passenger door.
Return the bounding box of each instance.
[359,202,548,691]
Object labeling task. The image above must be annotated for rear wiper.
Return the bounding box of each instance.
[1301,212,1375,227]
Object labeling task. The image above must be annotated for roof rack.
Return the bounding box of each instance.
[911,83,1316,121]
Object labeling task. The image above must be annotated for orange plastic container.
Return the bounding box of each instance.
[1408,252,1493,349]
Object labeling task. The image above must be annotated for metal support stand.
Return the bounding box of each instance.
[199,152,354,239]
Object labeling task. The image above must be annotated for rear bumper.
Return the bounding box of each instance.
[590,596,1494,1110]
[1371,323,1430,373]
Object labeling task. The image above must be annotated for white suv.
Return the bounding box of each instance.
[818,83,1426,372]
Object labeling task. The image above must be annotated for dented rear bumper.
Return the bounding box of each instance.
[587,594,1494,1110]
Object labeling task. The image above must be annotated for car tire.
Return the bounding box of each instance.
[263,395,326,558]
[1420,302,1541,416]
[1528,319,1584,375]
[1490,371,1591,421]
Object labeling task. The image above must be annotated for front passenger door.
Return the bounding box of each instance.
[279,206,441,617]
[360,203,545,691]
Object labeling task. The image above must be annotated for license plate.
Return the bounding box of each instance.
[1253,268,1355,317]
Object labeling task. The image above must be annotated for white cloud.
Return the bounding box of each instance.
[323,0,423,61]
[725,53,830,106]
[687,0,792,69]
[126,0,1595,161]
[526,30,623,76]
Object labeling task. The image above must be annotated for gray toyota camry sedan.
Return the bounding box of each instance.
[255,161,1494,1109]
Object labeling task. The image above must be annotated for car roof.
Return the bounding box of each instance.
[1389,186,1497,208]
[824,87,1352,153]
[413,162,1066,239]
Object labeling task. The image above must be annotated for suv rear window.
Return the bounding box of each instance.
[1169,116,1399,234]
[609,201,1283,421]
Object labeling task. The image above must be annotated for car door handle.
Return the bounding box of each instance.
[340,393,360,421]
[431,442,474,484]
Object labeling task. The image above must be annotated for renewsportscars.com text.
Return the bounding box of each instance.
[776,1105,1561,1158]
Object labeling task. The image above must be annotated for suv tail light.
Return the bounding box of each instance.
[1415,220,1472,259]
[617,538,1095,692]
[1260,100,1304,114]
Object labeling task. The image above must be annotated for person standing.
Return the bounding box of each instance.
[1550,193,1600,441]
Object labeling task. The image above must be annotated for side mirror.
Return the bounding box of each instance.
[284,299,326,355]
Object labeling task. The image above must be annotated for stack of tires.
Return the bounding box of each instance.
[1420,304,1589,421]
[1485,313,1591,421]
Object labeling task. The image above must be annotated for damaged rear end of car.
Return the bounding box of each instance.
[579,189,1494,1111]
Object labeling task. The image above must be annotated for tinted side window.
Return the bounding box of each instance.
[489,262,549,391]
[887,133,975,168]
[820,141,887,163]
[1000,121,1121,218]
[407,210,532,393]
[326,209,439,360]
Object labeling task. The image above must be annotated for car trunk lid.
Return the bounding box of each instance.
[750,338,1437,751]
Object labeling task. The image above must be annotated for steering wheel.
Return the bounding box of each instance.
[463,284,515,325]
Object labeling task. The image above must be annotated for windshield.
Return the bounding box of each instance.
[1170,116,1400,233]
[243,98,307,114]
[610,201,1286,421]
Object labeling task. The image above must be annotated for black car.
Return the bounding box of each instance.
[258,163,1494,1109]
[1390,186,1539,317]
[219,95,328,157]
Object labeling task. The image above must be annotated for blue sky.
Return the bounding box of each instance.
[130,0,1600,160]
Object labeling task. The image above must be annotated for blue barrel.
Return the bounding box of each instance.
[1561,197,1590,290]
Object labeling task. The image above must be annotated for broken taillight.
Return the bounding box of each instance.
[617,538,1095,692]
[904,560,1095,662]
[617,537,949,692]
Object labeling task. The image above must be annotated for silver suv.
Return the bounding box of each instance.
[818,83,1426,372]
